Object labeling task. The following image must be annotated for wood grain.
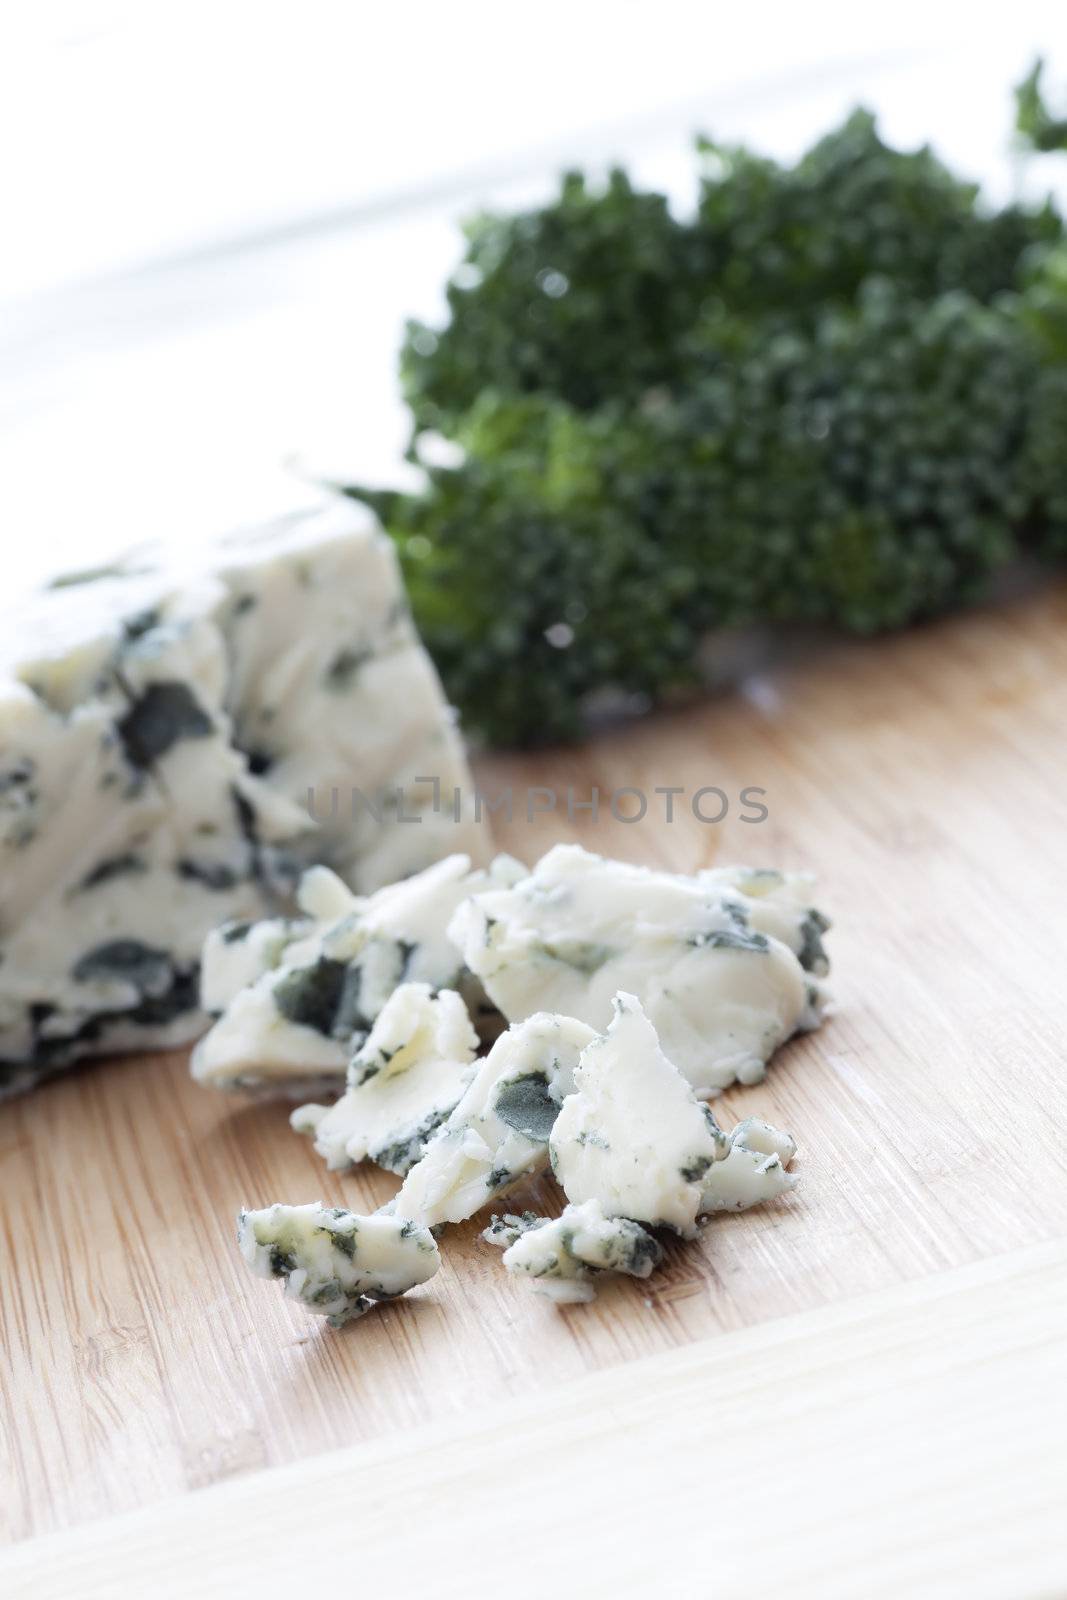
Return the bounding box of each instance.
[3,582,1067,1549]
[3,1239,1064,1600]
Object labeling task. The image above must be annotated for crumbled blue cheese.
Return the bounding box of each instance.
[449,843,829,1095]
[549,993,729,1237]
[0,496,480,1095]
[290,984,478,1174]
[698,866,831,976]
[483,1199,663,1303]
[200,915,311,1014]
[700,1116,798,1212]
[191,852,522,1093]
[391,1012,597,1228]
[237,1201,440,1326]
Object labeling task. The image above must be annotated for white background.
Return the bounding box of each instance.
[2,1,1066,587]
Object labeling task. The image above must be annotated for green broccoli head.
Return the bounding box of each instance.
[696,285,1033,632]
[374,398,708,746]
[400,168,701,432]
[1015,57,1067,155]
[361,287,1048,746]
[401,109,1059,447]
[1020,355,1067,559]
[693,111,1060,320]
[348,95,1067,747]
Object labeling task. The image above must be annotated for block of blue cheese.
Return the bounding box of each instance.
[0,495,480,1095]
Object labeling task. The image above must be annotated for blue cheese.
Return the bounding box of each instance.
[700,1115,798,1211]
[191,853,522,1093]
[0,496,480,1095]
[483,1199,663,1303]
[237,1201,440,1326]
[449,843,829,1096]
[548,993,729,1237]
[200,915,311,1014]
[391,1012,597,1228]
[698,866,831,976]
[290,984,478,1174]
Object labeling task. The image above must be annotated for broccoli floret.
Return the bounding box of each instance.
[359,287,1045,746]
[1015,254,1067,559]
[688,286,1034,633]
[1020,352,1067,559]
[347,96,1067,747]
[692,111,1060,321]
[401,168,701,431]
[370,401,707,746]
[1020,238,1067,361]
[1015,57,1067,154]
[402,110,1058,441]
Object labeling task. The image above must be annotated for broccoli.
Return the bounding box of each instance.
[691,111,1060,320]
[364,402,707,747]
[365,286,1052,746]
[401,167,704,430]
[1015,58,1067,154]
[349,96,1067,747]
[1020,337,1067,559]
[402,110,1059,437]
[686,286,1036,634]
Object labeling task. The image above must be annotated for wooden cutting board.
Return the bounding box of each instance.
[3,583,1067,1593]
